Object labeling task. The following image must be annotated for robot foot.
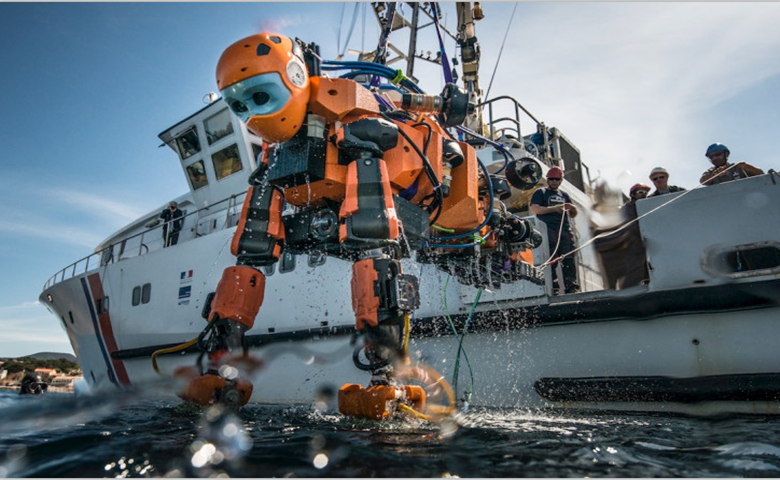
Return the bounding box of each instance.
[338,383,426,421]
[174,366,253,408]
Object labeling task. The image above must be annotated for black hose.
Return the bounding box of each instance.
[381,112,444,222]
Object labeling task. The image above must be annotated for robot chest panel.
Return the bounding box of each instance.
[268,137,348,205]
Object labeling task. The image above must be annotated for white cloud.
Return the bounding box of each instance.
[0,176,154,248]
[0,301,42,312]
[484,3,780,191]
[0,218,104,248]
[44,187,148,227]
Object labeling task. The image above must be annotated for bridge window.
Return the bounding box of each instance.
[212,144,243,180]
[252,143,263,166]
[175,127,201,160]
[204,109,234,145]
[186,160,208,190]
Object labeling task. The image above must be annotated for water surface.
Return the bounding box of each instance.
[1,389,779,477]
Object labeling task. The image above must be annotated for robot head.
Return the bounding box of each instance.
[216,33,311,143]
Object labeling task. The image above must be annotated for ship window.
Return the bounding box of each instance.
[96,296,109,314]
[204,109,234,145]
[263,264,275,276]
[141,283,152,304]
[252,143,263,166]
[175,127,201,160]
[132,286,141,306]
[212,144,243,180]
[279,252,296,273]
[186,160,209,190]
[100,245,114,266]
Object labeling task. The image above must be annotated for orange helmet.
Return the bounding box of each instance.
[629,183,651,198]
[216,33,311,143]
[546,166,564,179]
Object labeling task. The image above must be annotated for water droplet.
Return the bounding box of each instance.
[313,453,329,469]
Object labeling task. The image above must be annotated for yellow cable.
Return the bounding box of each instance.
[395,362,457,421]
[398,403,433,422]
[402,314,411,356]
[151,337,198,375]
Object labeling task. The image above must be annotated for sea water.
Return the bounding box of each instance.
[2,390,780,477]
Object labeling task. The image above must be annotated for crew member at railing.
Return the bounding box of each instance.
[700,143,764,186]
[530,166,580,295]
[160,201,183,247]
[648,167,685,197]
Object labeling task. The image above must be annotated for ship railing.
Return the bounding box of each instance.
[478,95,559,166]
[43,190,247,290]
[479,95,542,142]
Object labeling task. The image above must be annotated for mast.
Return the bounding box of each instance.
[364,2,487,133]
[406,3,419,78]
[455,2,485,134]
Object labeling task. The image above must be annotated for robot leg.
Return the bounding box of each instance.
[175,185,284,407]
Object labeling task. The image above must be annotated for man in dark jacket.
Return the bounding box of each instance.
[160,201,184,247]
[530,166,580,294]
[700,143,764,186]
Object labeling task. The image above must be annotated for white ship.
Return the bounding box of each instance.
[40,3,780,416]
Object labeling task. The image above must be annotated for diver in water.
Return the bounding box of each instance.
[19,373,48,395]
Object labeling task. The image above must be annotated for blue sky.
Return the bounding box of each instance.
[1,2,779,359]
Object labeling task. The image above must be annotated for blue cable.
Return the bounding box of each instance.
[455,125,514,175]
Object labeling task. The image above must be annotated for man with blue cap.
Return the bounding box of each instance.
[700,143,763,185]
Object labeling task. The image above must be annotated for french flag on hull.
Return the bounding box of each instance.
[180,270,193,284]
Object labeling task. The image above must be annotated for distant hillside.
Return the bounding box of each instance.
[22,352,77,363]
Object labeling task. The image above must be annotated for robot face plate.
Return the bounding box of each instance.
[221,72,291,122]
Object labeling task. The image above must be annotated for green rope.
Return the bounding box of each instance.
[442,275,476,408]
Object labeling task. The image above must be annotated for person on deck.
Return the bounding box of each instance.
[530,166,580,295]
[700,143,764,186]
[160,201,183,247]
[648,167,685,197]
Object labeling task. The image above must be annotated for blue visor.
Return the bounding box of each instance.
[221,72,291,122]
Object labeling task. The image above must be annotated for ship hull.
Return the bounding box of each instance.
[41,233,780,415]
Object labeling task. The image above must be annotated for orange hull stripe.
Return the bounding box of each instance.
[87,273,131,386]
